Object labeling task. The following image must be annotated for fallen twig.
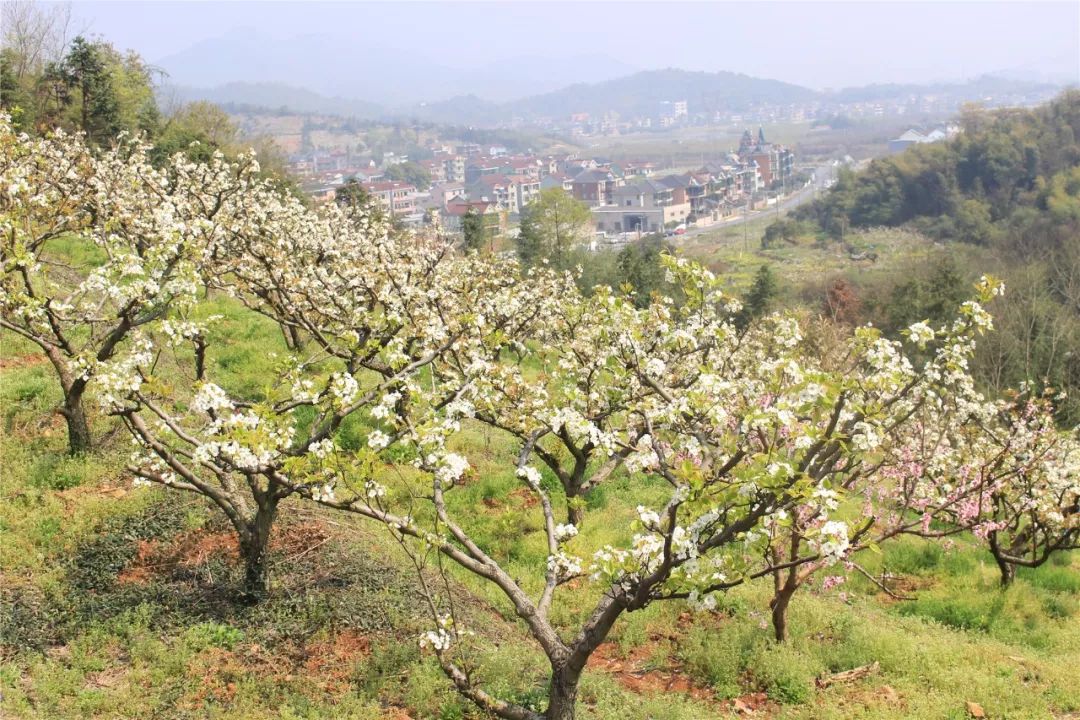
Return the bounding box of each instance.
[816,661,881,688]
[852,562,915,600]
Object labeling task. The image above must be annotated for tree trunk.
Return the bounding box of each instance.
[546,666,582,720]
[769,587,794,643]
[239,501,278,602]
[280,323,303,352]
[994,553,1016,588]
[989,533,1016,588]
[565,487,585,527]
[60,390,92,455]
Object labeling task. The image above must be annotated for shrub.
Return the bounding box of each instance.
[184,622,245,650]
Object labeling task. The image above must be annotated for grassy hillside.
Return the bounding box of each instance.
[2,288,1078,720]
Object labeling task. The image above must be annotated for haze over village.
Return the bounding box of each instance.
[60,1,1079,244]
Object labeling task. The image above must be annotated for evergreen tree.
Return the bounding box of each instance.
[62,37,121,145]
[615,235,675,307]
[736,264,779,330]
[462,207,487,252]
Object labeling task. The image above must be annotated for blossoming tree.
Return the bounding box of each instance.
[0,117,256,452]
[908,387,1080,586]
[750,298,1014,640]
[468,283,663,526]
[305,259,1009,720]
[103,170,565,599]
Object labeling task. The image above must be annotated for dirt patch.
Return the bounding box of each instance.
[722,691,776,715]
[827,684,905,714]
[116,521,332,586]
[180,629,373,708]
[509,486,540,509]
[56,483,129,506]
[183,647,246,708]
[587,641,716,704]
[588,640,781,715]
[117,529,240,585]
[0,354,47,371]
[84,666,127,690]
[274,520,332,559]
[302,629,371,692]
[871,573,936,604]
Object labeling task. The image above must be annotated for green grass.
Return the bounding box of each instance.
[3,272,1079,720]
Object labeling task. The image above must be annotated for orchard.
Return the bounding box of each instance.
[2,119,1077,720]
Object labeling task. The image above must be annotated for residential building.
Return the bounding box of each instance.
[540,173,574,192]
[361,181,417,217]
[442,155,466,182]
[591,178,691,234]
[465,157,506,184]
[505,156,544,180]
[442,197,508,238]
[419,158,447,184]
[571,168,620,207]
[507,174,542,211]
[738,128,794,188]
[430,182,466,209]
[623,162,656,177]
[658,99,689,127]
[467,174,519,213]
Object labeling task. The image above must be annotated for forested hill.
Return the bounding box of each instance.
[504,68,817,119]
[797,91,1080,245]
[793,91,1080,424]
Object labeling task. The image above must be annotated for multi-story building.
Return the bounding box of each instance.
[738,128,794,189]
[467,174,519,213]
[442,197,508,239]
[540,173,574,193]
[658,99,689,127]
[419,159,447,184]
[571,168,620,207]
[464,157,506,184]
[505,156,544,181]
[430,182,466,209]
[361,181,417,217]
[591,178,691,234]
[507,174,542,211]
[442,155,466,182]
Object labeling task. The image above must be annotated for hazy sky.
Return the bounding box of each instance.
[64,1,1080,90]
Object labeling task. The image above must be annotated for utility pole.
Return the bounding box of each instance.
[743,197,749,252]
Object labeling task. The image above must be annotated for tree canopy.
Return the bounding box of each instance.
[516,188,593,268]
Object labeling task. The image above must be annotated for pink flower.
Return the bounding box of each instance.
[822,575,846,591]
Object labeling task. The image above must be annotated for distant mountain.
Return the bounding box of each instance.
[165,82,385,119]
[405,95,509,126]
[163,68,819,125]
[829,75,1063,104]
[503,68,819,120]
[155,29,639,106]
[162,67,1071,131]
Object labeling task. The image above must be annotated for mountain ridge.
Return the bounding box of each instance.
[166,69,1067,126]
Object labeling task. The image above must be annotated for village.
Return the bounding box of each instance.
[290,122,799,243]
